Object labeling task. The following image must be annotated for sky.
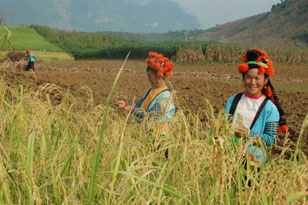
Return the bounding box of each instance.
[170,0,281,29]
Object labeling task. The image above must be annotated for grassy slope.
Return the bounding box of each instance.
[0,26,63,52]
[195,0,308,47]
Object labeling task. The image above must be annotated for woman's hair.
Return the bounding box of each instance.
[145,52,174,78]
[146,66,158,74]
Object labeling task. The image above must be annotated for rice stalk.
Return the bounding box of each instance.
[88,51,130,204]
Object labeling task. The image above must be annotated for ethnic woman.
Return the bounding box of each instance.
[116,52,175,133]
[225,48,287,165]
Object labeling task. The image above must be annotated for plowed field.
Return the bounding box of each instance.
[2,59,308,154]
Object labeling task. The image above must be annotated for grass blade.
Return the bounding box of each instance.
[0,162,11,203]
[205,179,216,204]
[108,109,132,203]
[60,150,74,177]
[27,131,36,174]
[88,51,131,204]
[287,192,308,203]
[294,114,308,158]
[105,171,191,203]
[261,191,269,205]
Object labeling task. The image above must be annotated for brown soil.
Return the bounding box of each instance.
[1,59,308,155]
[6,51,27,62]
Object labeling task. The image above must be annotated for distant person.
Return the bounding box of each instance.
[116,52,175,134]
[25,50,36,71]
[225,48,287,165]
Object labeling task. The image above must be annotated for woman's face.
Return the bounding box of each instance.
[147,71,161,88]
[244,69,268,97]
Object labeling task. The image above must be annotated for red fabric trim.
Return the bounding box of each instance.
[243,153,260,166]
[244,92,264,99]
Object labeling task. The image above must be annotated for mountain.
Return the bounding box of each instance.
[0,0,200,33]
[194,0,308,47]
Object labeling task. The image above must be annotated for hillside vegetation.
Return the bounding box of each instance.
[0,26,63,52]
[103,29,207,42]
[195,0,308,47]
[31,25,138,53]
[2,24,308,63]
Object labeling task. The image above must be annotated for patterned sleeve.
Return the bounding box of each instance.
[126,88,151,120]
[250,103,280,146]
[130,97,146,119]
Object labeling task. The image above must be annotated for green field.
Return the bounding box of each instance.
[0,26,63,52]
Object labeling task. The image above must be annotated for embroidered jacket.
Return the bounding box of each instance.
[128,87,175,123]
[225,93,280,164]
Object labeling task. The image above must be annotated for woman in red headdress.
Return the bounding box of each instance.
[25,50,37,71]
[225,48,287,165]
[116,52,175,133]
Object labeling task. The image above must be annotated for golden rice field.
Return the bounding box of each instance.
[0,58,308,204]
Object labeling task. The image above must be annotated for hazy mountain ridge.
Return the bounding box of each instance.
[195,0,308,47]
[0,0,200,33]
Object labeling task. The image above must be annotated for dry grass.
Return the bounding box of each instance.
[175,44,308,64]
[0,72,307,204]
[31,51,74,61]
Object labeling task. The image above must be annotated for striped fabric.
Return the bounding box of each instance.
[250,121,279,146]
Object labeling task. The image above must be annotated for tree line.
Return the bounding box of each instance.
[31,25,138,53]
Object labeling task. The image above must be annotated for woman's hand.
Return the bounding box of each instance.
[115,100,126,109]
[116,100,134,112]
[234,126,250,138]
[124,106,134,112]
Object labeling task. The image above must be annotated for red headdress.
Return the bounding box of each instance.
[238,48,274,76]
[26,50,30,55]
[146,52,174,78]
[238,48,288,134]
